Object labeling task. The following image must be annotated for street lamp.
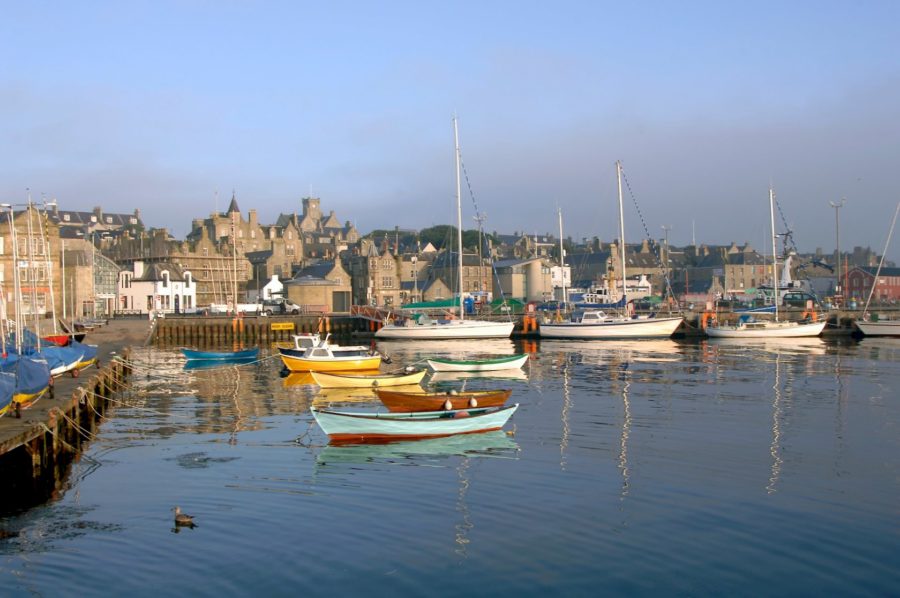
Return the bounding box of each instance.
[411,256,418,303]
[830,198,846,300]
[661,224,671,296]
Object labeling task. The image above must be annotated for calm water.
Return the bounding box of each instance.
[1,337,898,596]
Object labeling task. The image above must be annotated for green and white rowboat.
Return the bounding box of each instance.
[426,354,528,372]
[311,403,519,444]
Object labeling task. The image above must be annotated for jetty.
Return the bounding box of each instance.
[0,319,146,512]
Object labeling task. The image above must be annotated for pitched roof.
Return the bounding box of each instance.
[227,192,240,214]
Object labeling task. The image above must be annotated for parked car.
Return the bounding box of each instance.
[262,298,301,315]
[782,292,822,309]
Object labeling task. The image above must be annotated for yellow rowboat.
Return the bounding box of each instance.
[310,369,427,389]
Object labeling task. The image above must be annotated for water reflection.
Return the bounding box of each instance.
[428,369,529,384]
[767,352,784,494]
[314,430,519,465]
[119,347,315,438]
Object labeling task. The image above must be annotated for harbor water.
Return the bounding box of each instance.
[1,337,898,596]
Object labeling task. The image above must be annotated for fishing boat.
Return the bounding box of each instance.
[426,354,528,372]
[705,189,826,339]
[375,117,514,340]
[279,342,382,372]
[377,388,512,412]
[310,369,427,389]
[539,161,683,339]
[181,347,260,361]
[856,201,900,337]
[311,403,519,444]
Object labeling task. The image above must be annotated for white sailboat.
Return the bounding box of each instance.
[539,161,683,339]
[855,201,900,337]
[705,188,826,339]
[375,118,514,340]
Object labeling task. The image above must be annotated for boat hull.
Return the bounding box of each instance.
[312,403,519,443]
[855,320,900,337]
[426,354,528,372]
[310,369,427,388]
[538,316,683,339]
[375,319,514,340]
[705,320,827,338]
[280,354,382,372]
[377,388,512,412]
[181,348,260,360]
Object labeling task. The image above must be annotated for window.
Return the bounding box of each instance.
[91,216,97,222]
[130,217,137,224]
[106,216,112,223]
[382,277,393,288]
[64,214,70,222]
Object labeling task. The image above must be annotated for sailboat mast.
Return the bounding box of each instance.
[231,211,238,314]
[770,188,779,322]
[616,161,627,302]
[558,206,566,306]
[454,116,465,322]
[862,201,900,316]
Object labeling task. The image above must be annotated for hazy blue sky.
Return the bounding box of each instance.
[2,1,899,260]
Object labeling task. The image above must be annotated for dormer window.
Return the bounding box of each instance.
[91,216,97,222]
[63,214,70,222]
[129,217,137,224]
[106,216,112,223]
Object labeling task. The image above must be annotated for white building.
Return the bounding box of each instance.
[118,260,196,315]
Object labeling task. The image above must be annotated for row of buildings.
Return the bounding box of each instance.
[0,197,897,324]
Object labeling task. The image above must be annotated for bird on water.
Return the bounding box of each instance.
[173,506,195,527]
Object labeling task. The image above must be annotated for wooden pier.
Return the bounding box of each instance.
[0,319,146,513]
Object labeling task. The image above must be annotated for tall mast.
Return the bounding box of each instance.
[770,188,779,322]
[862,201,900,316]
[25,199,43,343]
[454,116,465,322]
[231,210,238,314]
[5,206,23,351]
[558,206,566,306]
[616,161,626,303]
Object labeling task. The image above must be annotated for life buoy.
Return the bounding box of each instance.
[700,312,717,329]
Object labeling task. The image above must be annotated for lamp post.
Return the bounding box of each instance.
[661,224,671,297]
[411,255,418,303]
[830,198,846,301]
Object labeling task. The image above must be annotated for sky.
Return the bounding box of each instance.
[2,1,899,261]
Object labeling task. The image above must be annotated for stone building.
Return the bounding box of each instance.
[60,236,120,319]
[0,205,62,324]
[283,261,353,313]
[345,241,402,308]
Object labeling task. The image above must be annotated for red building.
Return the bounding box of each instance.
[846,266,900,304]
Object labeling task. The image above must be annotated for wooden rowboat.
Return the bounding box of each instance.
[181,347,260,361]
[426,354,528,372]
[310,369,427,388]
[376,388,512,412]
[311,403,519,444]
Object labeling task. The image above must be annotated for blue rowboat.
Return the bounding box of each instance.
[181,348,260,361]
